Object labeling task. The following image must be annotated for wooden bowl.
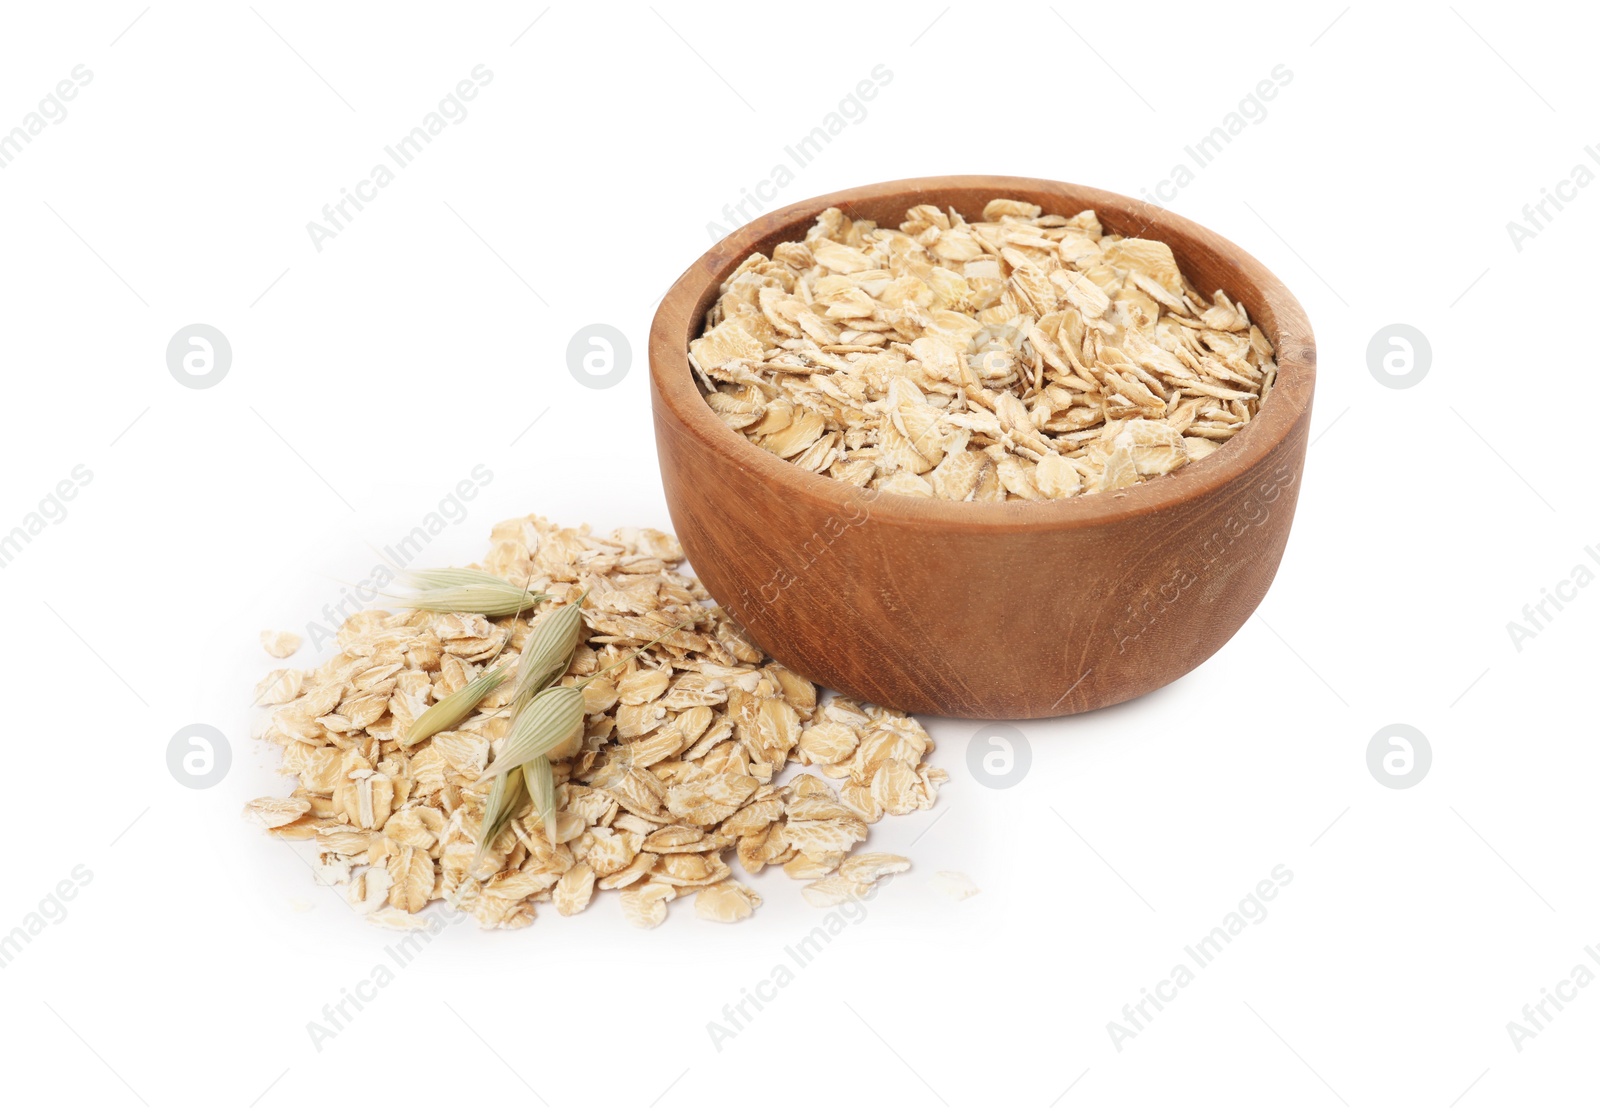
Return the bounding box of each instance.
[649,175,1315,719]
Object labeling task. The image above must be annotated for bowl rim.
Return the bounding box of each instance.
[649,174,1315,533]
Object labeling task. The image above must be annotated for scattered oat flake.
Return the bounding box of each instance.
[260,630,302,658]
[242,797,310,829]
[802,875,871,907]
[553,863,595,916]
[367,908,432,932]
[694,879,763,923]
[252,668,303,707]
[839,852,912,885]
[930,870,980,901]
[620,881,676,929]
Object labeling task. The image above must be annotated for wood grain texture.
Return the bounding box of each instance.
[649,176,1315,719]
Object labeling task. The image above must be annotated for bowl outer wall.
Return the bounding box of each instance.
[649,175,1315,719]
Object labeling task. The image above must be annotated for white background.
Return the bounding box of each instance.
[0,2,1594,1111]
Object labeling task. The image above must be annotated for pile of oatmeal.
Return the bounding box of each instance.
[246,516,945,929]
[691,199,1278,500]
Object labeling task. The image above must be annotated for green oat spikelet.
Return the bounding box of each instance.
[399,568,528,590]
[403,664,508,745]
[470,765,529,872]
[401,567,542,744]
[388,567,545,618]
[511,592,587,707]
[477,684,586,783]
[478,619,687,782]
[523,756,558,846]
[390,583,545,618]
